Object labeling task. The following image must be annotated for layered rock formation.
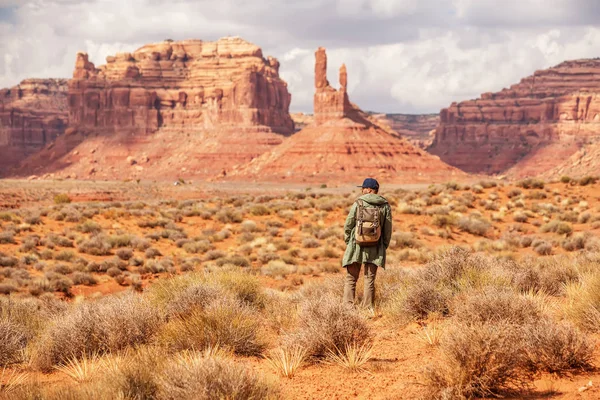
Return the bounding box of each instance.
[0,79,68,173]
[428,59,600,176]
[232,49,461,183]
[16,38,296,180]
[69,37,294,136]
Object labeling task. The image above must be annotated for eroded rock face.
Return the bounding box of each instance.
[69,37,294,136]
[0,79,68,173]
[428,59,600,175]
[231,49,462,183]
[313,48,353,125]
[12,38,296,180]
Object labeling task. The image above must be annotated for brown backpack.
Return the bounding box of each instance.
[354,199,383,246]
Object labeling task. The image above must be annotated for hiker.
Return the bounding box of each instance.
[342,178,393,309]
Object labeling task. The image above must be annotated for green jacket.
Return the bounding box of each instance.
[342,194,393,269]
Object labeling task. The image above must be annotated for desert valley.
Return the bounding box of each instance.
[1,30,600,400]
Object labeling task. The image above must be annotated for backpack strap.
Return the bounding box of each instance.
[356,199,364,235]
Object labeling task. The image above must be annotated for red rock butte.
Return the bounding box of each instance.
[15,37,297,180]
[70,37,293,135]
[230,48,462,183]
[0,79,68,172]
[428,59,600,177]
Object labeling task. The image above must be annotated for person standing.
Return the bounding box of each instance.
[342,178,393,309]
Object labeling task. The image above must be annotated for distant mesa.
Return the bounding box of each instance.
[69,37,294,136]
[428,59,600,178]
[0,79,68,173]
[12,37,296,180]
[230,47,461,183]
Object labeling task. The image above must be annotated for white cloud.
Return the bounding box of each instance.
[1,0,600,114]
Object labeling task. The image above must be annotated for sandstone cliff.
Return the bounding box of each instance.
[69,37,293,136]
[428,59,600,176]
[0,79,68,173]
[16,38,296,180]
[231,48,462,183]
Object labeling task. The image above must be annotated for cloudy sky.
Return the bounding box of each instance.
[2,0,600,113]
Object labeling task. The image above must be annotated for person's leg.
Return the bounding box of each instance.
[343,263,361,305]
[362,263,378,308]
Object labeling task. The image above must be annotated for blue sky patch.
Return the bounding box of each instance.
[0,7,15,23]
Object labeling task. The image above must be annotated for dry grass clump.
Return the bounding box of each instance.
[205,268,265,307]
[283,294,371,359]
[77,234,112,255]
[564,272,600,331]
[32,294,162,371]
[450,288,542,325]
[164,283,226,318]
[389,232,422,249]
[55,352,101,383]
[523,320,594,373]
[265,345,307,378]
[325,341,373,371]
[159,298,266,356]
[532,239,553,255]
[159,354,276,400]
[426,321,532,399]
[508,256,579,295]
[457,215,492,236]
[0,367,29,394]
[0,320,27,366]
[261,260,297,278]
[387,280,451,323]
[540,220,573,235]
[516,178,545,189]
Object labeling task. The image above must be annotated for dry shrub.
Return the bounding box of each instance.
[388,281,451,323]
[71,272,98,286]
[77,235,112,256]
[432,214,457,228]
[523,320,595,373]
[540,220,573,235]
[159,298,266,356]
[389,232,421,249]
[458,216,491,236]
[426,321,532,399]
[564,272,600,331]
[205,269,265,307]
[159,355,276,400]
[418,247,506,292]
[182,240,212,254]
[561,232,591,251]
[533,239,552,255]
[450,288,542,325]
[298,277,344,301]
[33,294,162,371]
[263,290,298,333]
[0,320,27,366]
[261,260,296,278]
[509,256,579,295]
[164,283,226,318]
[283,295,371,359]
[0,296,57,340]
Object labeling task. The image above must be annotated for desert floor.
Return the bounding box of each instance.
[1,177,600,399]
